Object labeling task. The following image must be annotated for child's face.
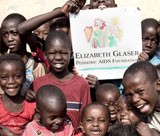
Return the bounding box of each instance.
[1,19,24,53]
[33,23,50,41]
[0,61,24,96]
[39,100,66,133]
[50,17,70,34]
[142,26,158,56]
[45,38,71,74]
[81,105,109,136]
[90,0,117,9]
[123,71,160,115]
[97,90,119,122]
[117,96,142,125]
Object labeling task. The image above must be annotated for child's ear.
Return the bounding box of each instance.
[79,122,85,133]
[156,79,160,92]
[70,51,74,60]
[33,108,41,120]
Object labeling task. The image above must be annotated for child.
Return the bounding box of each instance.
[26,30,91,132]
[96,83,120,127]
[1,13,47,96]
[0,54,35,135]
[89,0,117,9]
[23,84,74,136]
[123,61,160,135]
[76,102,110,136]
[33,22,50,41]
[138,18,160,65]
[117,95,144,125]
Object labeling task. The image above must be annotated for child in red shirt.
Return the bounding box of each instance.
[23,84,74,136]
[0,54,35,136]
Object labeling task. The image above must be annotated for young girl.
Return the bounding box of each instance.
[117,95,144,125]
[76,102,110,136]
[0,54,35,136]
[1,13,47,96]
[23,84,74,136]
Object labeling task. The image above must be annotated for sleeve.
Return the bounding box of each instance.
[80,78,91,115]
[64,121,75,136]
[23,122,34,136]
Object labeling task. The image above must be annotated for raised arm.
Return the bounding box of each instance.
[18,0,80,35]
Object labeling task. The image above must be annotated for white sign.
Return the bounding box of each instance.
[70,8,142,80]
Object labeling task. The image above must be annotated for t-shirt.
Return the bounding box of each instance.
[147,111,160,132]
[0,98,36,135]
[23,120,74,136]
[33,72,91,130]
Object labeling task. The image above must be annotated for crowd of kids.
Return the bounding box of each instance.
[0,0,159,135]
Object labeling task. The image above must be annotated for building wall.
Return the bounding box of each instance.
[0,0,159,24]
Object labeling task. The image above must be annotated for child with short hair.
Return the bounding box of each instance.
[117,95,144,125]
[138,18,160,65]
[23,84,74,136]
[26,30,91,132]
[123,61,160,136]
[96,83,120,127]
[1,13,47,96]
[0,54,35,136]
[89,0,117,9]
[33,22,50,41]
[76,102,110,136]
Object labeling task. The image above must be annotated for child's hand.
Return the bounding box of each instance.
[0,125,17,136]
[136,122,153,136]
[25,89,36,102]
[86,74,100,89]
[61,0,82,16]
[138,51,149,61]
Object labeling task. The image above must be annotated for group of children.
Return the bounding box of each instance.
[0,0,159,136]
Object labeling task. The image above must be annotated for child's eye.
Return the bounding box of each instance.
[14,74,23,79]
[12,31,18,36]
[0,76,7,80]
[2,32,8,37]
[99,118,106,122]
[86,118,93,122]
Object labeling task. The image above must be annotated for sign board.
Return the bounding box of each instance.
[70,8,142,79]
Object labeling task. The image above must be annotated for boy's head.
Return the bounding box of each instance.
[123,61,160,115]
[50,16,70,34]
[141,18,159,56]
[96,83,120,122]
[0,53,25,96]
[90,0,117,9]
[45,30,72,75]
[33,22,50,41]
[117,95,144,125]
[1,13,26,53]
[81,102,110,136]
[36,84,67,133]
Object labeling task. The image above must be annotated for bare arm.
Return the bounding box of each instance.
[18,0,79,34]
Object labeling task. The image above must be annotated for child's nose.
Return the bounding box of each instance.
[8,34,14,42]
[55,53,62,60]
[132,94,140,104]
[8,77,14,83]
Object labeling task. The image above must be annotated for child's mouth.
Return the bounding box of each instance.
[137,103,149,113]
